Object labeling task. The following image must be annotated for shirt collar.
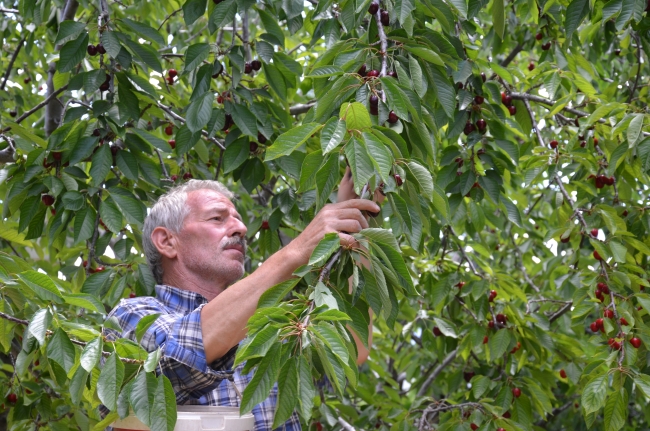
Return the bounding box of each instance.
[154,284,208,312]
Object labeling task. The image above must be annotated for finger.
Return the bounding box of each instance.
[336,219,365,235]
[339,232,361,249]
[332,208,369,229]
[335,198,380,213]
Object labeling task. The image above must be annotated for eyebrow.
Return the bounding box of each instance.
[205,206,243,222]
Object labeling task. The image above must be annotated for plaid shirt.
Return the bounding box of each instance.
[104,284,301,431]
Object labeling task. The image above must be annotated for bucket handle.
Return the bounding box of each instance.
[227,375,242,406]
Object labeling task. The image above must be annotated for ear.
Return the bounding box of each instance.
[151,226,178,259]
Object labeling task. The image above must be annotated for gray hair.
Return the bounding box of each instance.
[142,180,234,284]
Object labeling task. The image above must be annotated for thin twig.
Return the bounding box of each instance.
[554,175,589,231]
[0,36,26,91]
[157,8,182,31]
[548,301,573,323]
[500,43,523,67]
[241,10,252,62]
[155,149,170,179]
[0,7,20,13]
[627,33,642,104]
[416,348,459,397]
[86,190,103,276]
[373,12,388,79]
[337,418,356,431]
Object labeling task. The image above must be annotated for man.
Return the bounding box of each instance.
[104,173,380,430]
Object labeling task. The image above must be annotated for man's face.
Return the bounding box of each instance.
[174,189,248,289]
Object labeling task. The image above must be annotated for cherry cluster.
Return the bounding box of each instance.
[86,43,106,56]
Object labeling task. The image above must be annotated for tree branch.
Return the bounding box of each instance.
[337,418,357,431]
[290,101,315,115]
[157,8,182,31]
[373,11,388,79]
[548,301,573,323]
[242,10,252,62]
[500,43,523,67]
[156,101,226,150]
[627,33,642,104]
[0,36,26,91]
[0,7,20,13]
[416,348,458,397]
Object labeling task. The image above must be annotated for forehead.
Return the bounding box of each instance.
[186,189,238,215]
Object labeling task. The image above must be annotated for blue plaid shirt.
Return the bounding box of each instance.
[104,284,301,431]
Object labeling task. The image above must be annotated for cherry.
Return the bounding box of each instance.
[394,174,403,186]
[244,62,253,74]
[604,309,614,319]
[315,422,323,431]
[357,64,367,77]
[52,151,62,160]
[542,42,551,50]
[560,369,567,379]
[96,43,106,54]
[476,119,487,132]
[614,49,621,55]
[489,290,497,302]
[41,195,55,206]
[590,321,598,332]
[92,128,101,136]
[369,95,379,107]
[9,110,17,117]
[87,44,98,56]
[129,292,136,298]
[433,327,442,336]
[591,228,598,237]
[580,141,586,147]
[251,60,262,71]
[480,72,486,82]
[261,220,270,230]
[560,236,570,243]
[497,428,506,431]
[171,175,178,181]
[595,176,605,189]
[535,32,543,40]
[165,125,174,136]
[474,95,484,104]
[388,111,398,124]
[167,76,174,85]
[483,335,489,344]
[501,92,512,106]
[502,411,511,419]
[95,266,105,272]
[488,321,495,328]
[368,1,379,14]
[183,172,193,180]
[7,394,16,404]
[388,70,398,78]
[622,210,628,217]
[630,337,642,348]
[512,387,521,397]
[168,69,178,78]
[24,77,31,84]
[550,140,558,149]
[380,9,390,26]
[249,141,259,153]
[593,138,599,146]
[457,82,464,89]
[528,62,535,71]
[496,313,506,324]
[464,122,476,135]
[596,318,604,328]
[593,250,603,261]
[168,139,176,149]
[217,95,224,104]
[456,281,465,289]
[463,371,475,382]
[470,424,478,431]
[620,317,629,326]
[257,132,267,144]
[508,105,517,115]
[99,82,110,91]
[367,69,380,78]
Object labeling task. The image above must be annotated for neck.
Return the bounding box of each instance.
[162,266,226,301]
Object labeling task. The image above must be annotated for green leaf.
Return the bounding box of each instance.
[272,357,299,428]
[55,21,87,46]
[634,374,650,398]
[58,32,89,73]
[120,18,165,46]
[432,317,457,338]
[182,0,207,26]
[345,137,374,195]
[396,0,415,23]
[316,153,339,208]
[27,308,51,346]
[232,103,259,137]
[564,0,589,40]
[603,388,628,431]
[129,371,157,426]
[149,375,177,431]
[321,117,347,154]
[502,196,522,227]
[380,77,410,120]
[99,197,124,233]
[359,228,399,250]
[80,336,103,372]
[235,325,280,365]
[492,0,504,39]
[306,65,344,78]
[339,102,372,131]
[123,39,163,73]
[487,326,511,359]
[89,144,112,187]
[98,352,125,411]
[65,293,105,314]
[208,0,238,33]
[131,128,173,152]
[403,45,444,67]
[70,367,89,406]
[363,132,393,183]
[135,314,161,343]
[240,343,282,414]
[312,309,351,322]
[265,123,323,161]
[46,328,76,373]
[627,114,644,146]
[369,256,392,318]
[263,63,288,102]
[582,374,608,414]
[406,161,433,199]
[101,31,122,58]
[297,356,315,421]
[17,270,64,303]
[183,43,211,73]
[258,279,299,308]
[144,348,162,373]
[257,7,285,47]
[313,281,339,310]
[308,233,340,266]
[186,92,214,133]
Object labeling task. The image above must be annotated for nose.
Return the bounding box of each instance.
[230,215,248,238]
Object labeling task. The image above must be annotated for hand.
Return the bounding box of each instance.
[287,198,381,266]
[337,167,386,214]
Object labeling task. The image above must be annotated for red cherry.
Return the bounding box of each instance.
[489,290,497,302]
[357,64,367,77]
[528,62,535,71]
[550,140,558,149]
[183,172,193,180]
[129,292,136,298]
[41,195,55,206]
[388,70,397,78]
[24,77,31,84]
[95,266,105,272]
[508,105,517,115]
[560,369,567,379]
[590,322,598,332]
[596,318,604,329]
[501,92,512,106]
[622,210,628,217]
[620,317,629,326]
[167,76,174,85]
[251,60,262,71]
[593,138,599,146]
[483,336,489,344]
[315,422,323,431]
[463,371,475,382]
[542,42,551,50]
[502,412,511,419]
[96,43,106,54]
[380,10,390,26]
[456,281,465,289]
[470,424,478,431]
[34,360,39,366]
[388,111,399,124]
[464,122,476,135]
[496,313,506,324]
[7,394,17,404]
[457,82,464,89]
[165,125,174,136]
[99,82,110,92]
[394,174,403,186]
[580,141,586,147]
[366,69,380,78]
[593,250,603,261]
[168,69,178,78]
[249,141,259,153]
[497,428,506,431]
[52,151,62,160]
[244,62,253,74]
[599,284,610,294]
[630,337,641,348]
[368,1,379,14]
[87,44,97,56]
[535,33,543,40]
[476,119,487,132]
[604,309,614,319]
[480,72,486,82]
[168,139,176,149]
[488,321,495,328]
[560,235,570,243]
[474,95,484,105]
[217,95,224,104]
[433,327,442,336]
[591,228,598,237]
[512,387,521,398]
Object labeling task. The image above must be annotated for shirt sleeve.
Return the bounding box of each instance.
[106,300,237,404]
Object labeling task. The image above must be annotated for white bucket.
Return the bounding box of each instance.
[112,406,255,431]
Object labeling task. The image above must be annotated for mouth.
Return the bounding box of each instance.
[224,245,245,255]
